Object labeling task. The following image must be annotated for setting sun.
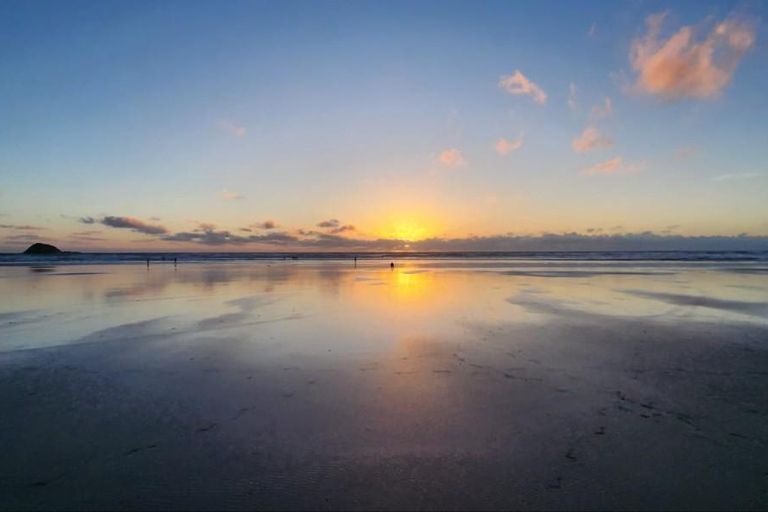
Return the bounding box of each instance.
[388,222,431,242]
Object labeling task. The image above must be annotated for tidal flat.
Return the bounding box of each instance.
[1,259,767,510]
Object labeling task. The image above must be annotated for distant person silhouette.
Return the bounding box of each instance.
[354,256,357,267]
[390,262,394,270]
[174,258,178,267]
[146,258,150,268]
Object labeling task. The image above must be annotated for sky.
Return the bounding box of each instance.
[1,0,767,252]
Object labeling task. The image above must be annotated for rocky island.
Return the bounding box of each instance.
[23,243,64,255]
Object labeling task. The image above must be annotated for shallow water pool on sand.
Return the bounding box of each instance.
[1,260,768,510]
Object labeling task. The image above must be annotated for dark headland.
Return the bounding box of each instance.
[23,243,64,255]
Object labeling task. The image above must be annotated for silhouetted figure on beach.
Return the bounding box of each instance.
[354,256,357,267]
[174,258,178,267]
[146,258,150,268]
[390,262,394,270]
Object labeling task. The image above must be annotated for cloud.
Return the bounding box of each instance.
[217,119,247,137]
[220,189,244,200]
[113,218,768,252]
[101,216,168,235]
[588,22,597,39]
[712,172,761,181]
[661,224,681,234]
[673,145,698,160]
[630,12,756,101]
[581,157,643,176]
[69,231,107,242]
[495,134,524,155]
[79,216,96,224]
[317,219,340,228]
[438,149,467,167]
[589,97,612,118]
[2,234,43,243]
[572,127,614,152]
[0,224,46,231]
[252,220,278,230]
[330,225,356,234]
[498,70,547,105]
[567,83,577,109]
[162,226,300,247]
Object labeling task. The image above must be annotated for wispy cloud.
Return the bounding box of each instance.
[589,97,612,119]
[588,22,597,39]
[438,149,467,167]
[69,230,107,242]
[673,145,698,160]
[0,224,47,231]
[567,83,577,110]
[100,216,168,235]
[630,12,756,101]
[581,157,643,176]
[712,172,761,181]
[217,119,247,137]
[220,189,244,200]
[572,127,614,153]
[495,133,524,155]
[498,70,547,105]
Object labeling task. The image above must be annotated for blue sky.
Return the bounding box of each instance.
[1,0,767,251]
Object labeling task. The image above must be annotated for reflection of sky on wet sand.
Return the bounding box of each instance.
[3,259,768,509]
[2,259,768,354]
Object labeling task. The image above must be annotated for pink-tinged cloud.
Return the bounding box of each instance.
[495,134,524,155]
[498,70,547,105]
[572,127,614,153]
[589,97,612,118]
[581,157,643,176]
[217,119,246,137]
[220,189,244,200]
[438,149,467,167]
[630,12,756,101]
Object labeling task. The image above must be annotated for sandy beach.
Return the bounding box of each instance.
[1,259,767,510]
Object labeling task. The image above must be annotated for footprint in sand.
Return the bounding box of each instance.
[126,444,158,455]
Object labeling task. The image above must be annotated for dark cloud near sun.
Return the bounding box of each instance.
[329,225,356,234]
[162,225,299,246]
[317,219,340,228]
[252,220,279,230]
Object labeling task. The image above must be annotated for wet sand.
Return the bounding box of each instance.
[1,260,767,510]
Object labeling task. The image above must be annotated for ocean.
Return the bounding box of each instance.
[2,250,768,265]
